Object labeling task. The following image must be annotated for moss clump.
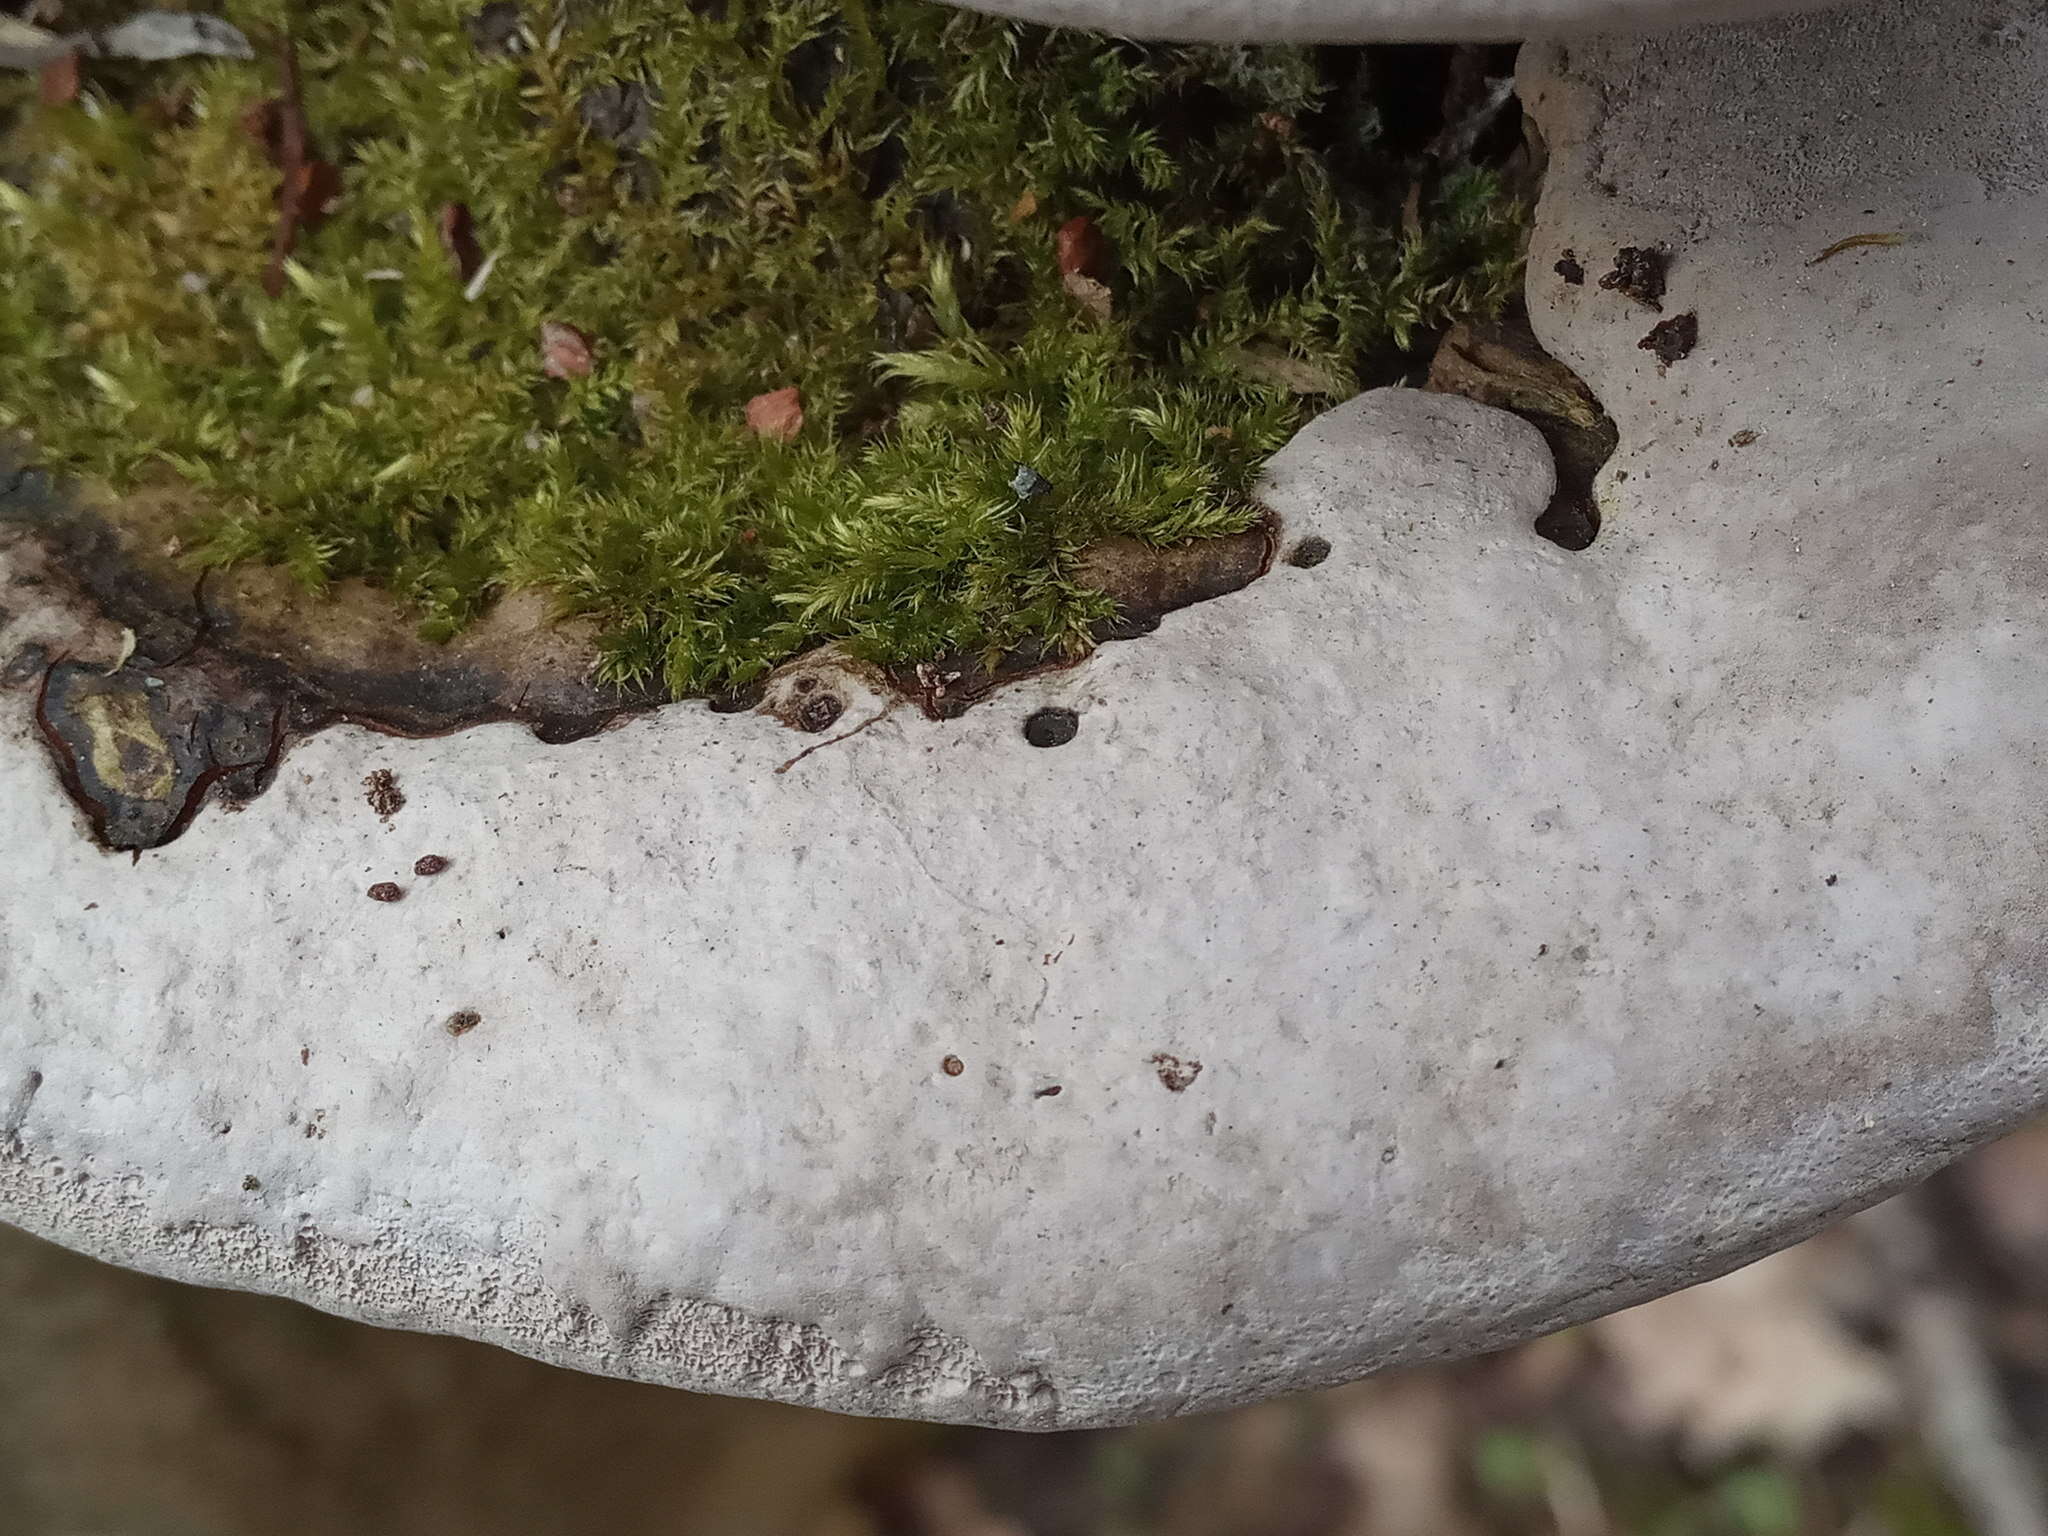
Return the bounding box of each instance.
[0,1,1526,695]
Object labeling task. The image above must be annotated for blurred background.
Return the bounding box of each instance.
[8,1122,2048,1536]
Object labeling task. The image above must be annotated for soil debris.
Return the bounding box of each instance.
[941,1055,965,1077]
[1150,1053,1203,1092]
[1286,536,1332,569]
[1729,429,1759,447]
[1599,245,1667,310]
[1639,311,1699,367]
[1553,249,1585,285]
[445,1009,482,1036]
[413,854,450,877]
[362,769,404,819]
[366,881,404,903]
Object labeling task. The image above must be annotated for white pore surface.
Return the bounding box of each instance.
[3,0,2046,1429]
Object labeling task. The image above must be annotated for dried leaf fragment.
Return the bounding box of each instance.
[1061,272,1112,323]
[539,321,594,380]
[1056,215,1108,280]
[37,48,78,105]
[745,386,804,442]
[439,202,483,283]
[1009,189,1038,223]
[291,160,342,224]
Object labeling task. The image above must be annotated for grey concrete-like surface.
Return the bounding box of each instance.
[1,0,2044,1429]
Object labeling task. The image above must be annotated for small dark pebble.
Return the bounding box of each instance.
[1554,250,1586,285]
[1825,874,1839,887]
[1286,536,1332,569]
[1023,707,1079,749]
[942,1055,965,1077]
[242,1174,261,1191]
[367,882,404,903]
[466,0,524,55]
[1009,464,1053,501]
[1639,311,1699,366]
[1600,245,1667,310]
[795,692,844,733]
[413,854,451,877]
[446,1010,483,1037]
[577,81,657,150]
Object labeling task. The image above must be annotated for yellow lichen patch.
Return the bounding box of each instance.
[73,687,176,803]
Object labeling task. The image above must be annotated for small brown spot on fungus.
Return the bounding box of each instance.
[1286,536,1332,569]
[1554,250,1586,285]
[1149,1053,1203,1092]
[299,1046,309,1066]
[1035,1084,1063,1098]
[367,881,404,903]
[362,769,404,819]
[941,1055,965,1077]
[1640,311,1699,366]
[413,854,451,877]
[446,1010,482,1037]
[1023,707,1078,748]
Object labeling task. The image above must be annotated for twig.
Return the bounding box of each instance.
[775,697,900,775]
[1807,232,1908,266]
[262,30,308,298]
[1854,1192,2048,1536]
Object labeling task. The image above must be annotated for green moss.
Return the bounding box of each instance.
[0,1,1527,694]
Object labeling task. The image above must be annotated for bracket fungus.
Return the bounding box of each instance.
[2,0,2046,1429]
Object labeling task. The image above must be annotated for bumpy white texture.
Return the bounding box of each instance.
[3,0,2047,1427]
